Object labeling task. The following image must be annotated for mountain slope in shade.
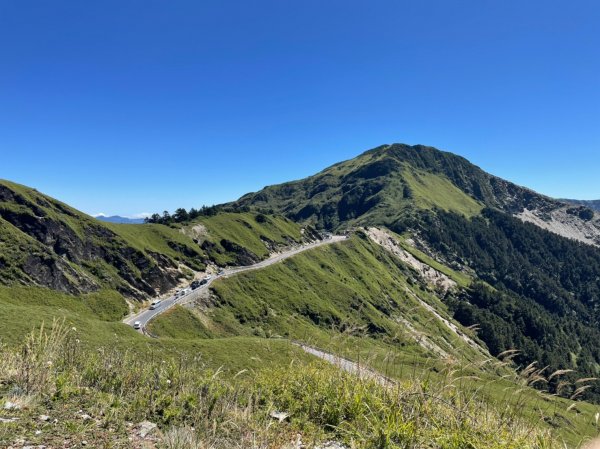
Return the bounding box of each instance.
[95,214,145,224]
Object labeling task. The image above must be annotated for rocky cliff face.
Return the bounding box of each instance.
[0,181,203,299]
[516,205,600,247]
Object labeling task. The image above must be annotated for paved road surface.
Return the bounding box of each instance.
[124,236,347,333]
[295,343,394,386]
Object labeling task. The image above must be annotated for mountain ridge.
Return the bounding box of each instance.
[94,214,145,224]
[235,143,600,246]
[0,179,204,298]
[228,143,600,402]
[562,198,600,212]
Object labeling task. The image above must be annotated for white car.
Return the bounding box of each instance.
[150,300,161,310]
[133,321,142,330]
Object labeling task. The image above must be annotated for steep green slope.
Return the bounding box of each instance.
[0,286,132,347]
[154,234,486,367]
[181,211,315,266]
[234,143,565,229]
[0,180,205,298]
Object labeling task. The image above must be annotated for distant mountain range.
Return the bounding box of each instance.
[562,199,600,212]
[94,214,145,224]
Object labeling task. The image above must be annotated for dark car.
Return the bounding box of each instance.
[191,280,201,289]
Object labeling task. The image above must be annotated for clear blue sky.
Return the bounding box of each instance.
[1,1,598,217]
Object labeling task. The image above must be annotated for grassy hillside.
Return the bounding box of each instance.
[0,286,132,347]
[181,211,313,266]
[0,283,316,376]
[147,305,214,339]
[149,235,600,446]
[191,235,486,365]
[401,167,482,217]
[234,143,559,229]
[104,221,205,269]
[0,179,206,298]
[0,180,315,301]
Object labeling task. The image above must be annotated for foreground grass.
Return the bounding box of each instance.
[0,285,311,374]
[0,322,569,448]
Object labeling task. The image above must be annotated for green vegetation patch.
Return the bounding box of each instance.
[147,305,213,339]
[207,236,485,365]
[188,212,305,265]
[81,289,129,321]
[105,222,204,270]
[402,167,483,217]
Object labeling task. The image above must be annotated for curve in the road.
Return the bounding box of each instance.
[124,236,347,334]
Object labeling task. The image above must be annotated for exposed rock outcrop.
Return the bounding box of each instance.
[516,206,600,247]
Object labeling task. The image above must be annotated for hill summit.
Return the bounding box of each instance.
[236,143,598,240]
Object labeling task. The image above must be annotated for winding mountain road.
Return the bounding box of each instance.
[124,236,347,333]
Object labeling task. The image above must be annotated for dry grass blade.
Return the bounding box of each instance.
[548,369,575,381]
